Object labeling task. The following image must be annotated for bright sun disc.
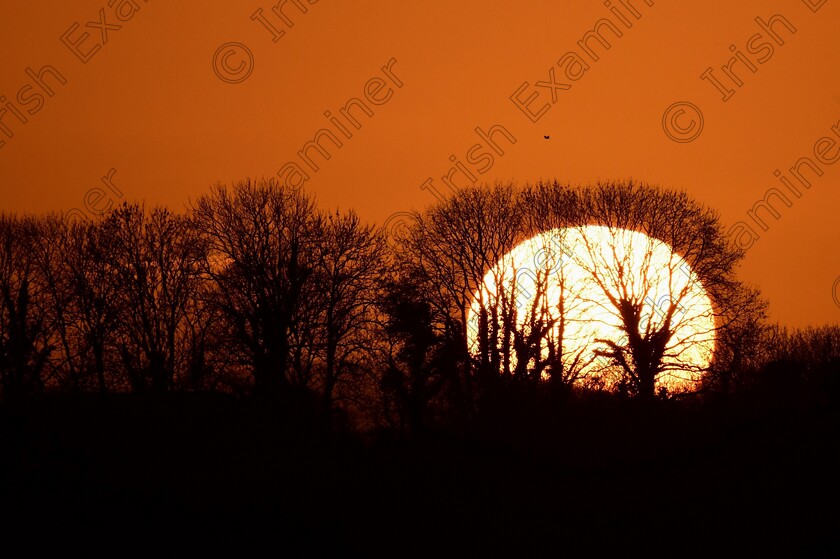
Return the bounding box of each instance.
[466,226,716,393]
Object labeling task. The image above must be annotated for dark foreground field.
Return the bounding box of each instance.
[1,392,838,554]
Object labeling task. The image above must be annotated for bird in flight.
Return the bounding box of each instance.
[544,135,550,139]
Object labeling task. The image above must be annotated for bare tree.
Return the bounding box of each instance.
[388,183,616,420]
[468,228,600,391]
[705,284,768,395]
[63,218,126,392]
[190,178,324,395]
[29,215,79,390]
[525,180,758,399]
[396,180,760,404]
[0,215,52,398]
[392,184,525,414]
[525,237,600,390]
[313,210,387,416]
[99,203,207,392]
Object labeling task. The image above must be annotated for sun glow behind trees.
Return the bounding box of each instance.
[467,226,716,394]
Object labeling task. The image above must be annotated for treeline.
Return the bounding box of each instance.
[0,181,386,420]
[0,179,837,430]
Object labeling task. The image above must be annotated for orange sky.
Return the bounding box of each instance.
[1,0,838,327]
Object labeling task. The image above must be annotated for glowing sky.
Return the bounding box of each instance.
[0,0,838,327]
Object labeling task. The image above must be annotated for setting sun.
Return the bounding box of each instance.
[467,226,716,394]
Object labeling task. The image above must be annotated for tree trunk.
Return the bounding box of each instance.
[638,367,656,401]
[93,340,107,394]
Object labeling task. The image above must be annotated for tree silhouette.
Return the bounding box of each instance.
[468,229,601,393]
[387,180,763,405]
[377,270,465,434]
[390,184,525,416]
[190,178,386,415]
[313,210,387,417]
[32,216,126,393]
[0,177,800,416]
[191,179,323,396]
[705,284,768,395]
[0,215,51,398]
[30,216,80,390]
[522,181,757,399]
[98,203,207,393]
[751,324,840,405]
